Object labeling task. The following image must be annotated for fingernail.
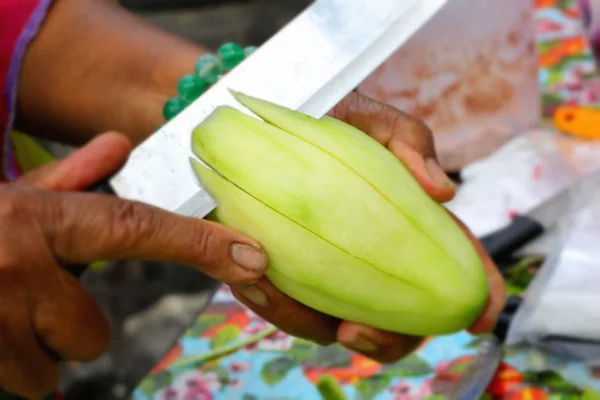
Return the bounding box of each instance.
[237,284,268,307]
[425,158,455,188]
[231,243,267,272]
[346,334,378,353]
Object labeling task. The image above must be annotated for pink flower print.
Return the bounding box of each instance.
[254,320,272,331]
[186,379,201,388]
[182,385,212,400]
[393,394,416,400]
[180,371,221,393]
[434,361,450,375]
[572,66,586,80]
[229,361,250,373]
[267,330,288,341]
[228,378,243,389]
[182,375,217,400]
[256,332,293,351]
[244,325,264,336]
[566,81,585,91]
[162,388,178,400]
[240,322,293,351]
[420,379,434,396]
[243,320,272,336]
[187,373,219,389]
[389,381,411,394]
[390,381,431,400]
[537,20,563,34]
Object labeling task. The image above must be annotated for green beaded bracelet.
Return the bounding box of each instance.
[161,42,258,123]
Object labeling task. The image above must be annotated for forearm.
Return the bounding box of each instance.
[16,0,209,146]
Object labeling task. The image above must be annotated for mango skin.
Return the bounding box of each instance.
[189,92,489,336]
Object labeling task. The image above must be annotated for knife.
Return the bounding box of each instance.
[439,170,600,398]
[478,169,600,265]
[442,296,522,400]
[106,0,449,216]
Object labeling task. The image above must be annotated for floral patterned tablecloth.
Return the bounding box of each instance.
[131,1,600,399]
[131,259,600,400]
[537,0,600,116]
[132,257,600,400]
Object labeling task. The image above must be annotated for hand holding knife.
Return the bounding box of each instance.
[74,0,449,268]
[108,0,449,215]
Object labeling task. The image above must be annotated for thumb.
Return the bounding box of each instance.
[36,189,268,285]
[385,137,456,203]
[330,92,456,203]
[16,132,132,191]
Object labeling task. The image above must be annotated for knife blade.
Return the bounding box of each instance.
[437,172,600,398]
[439,171,600,398]
[442,296,522,400]
[108,0,448,217]
[478,169,600,263]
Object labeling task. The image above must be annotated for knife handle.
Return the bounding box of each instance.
[479,215,544,262]
[63,178,116,278]
[87,177,116,196]
[493,295,522,342]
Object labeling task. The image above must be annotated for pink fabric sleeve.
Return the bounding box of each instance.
[0,0,54,181]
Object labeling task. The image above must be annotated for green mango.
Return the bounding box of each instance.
[189,92,488,335]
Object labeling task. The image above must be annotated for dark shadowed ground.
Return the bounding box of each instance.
[59,1,309,399]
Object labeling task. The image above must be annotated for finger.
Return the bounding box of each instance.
[17,132,132,191]
[29,265,110,362]
[0,277,59,399]
[386,138,456,203]
[0,335,58,400]
[231,278,339,345]
[329,92,436,158]
[337,321,422,364]
[33,190,268,285]
[449,213,507,334]
[329,92,456,203]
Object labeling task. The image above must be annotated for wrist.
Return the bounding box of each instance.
[117,42,210,145]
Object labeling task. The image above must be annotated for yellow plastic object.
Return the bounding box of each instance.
[553,105,600,140]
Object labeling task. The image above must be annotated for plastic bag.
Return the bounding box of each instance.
[506,177,600,362]
[445,127,600,238]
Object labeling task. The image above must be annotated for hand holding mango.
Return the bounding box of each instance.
[0,93,504,399]
[193,92,506,360]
